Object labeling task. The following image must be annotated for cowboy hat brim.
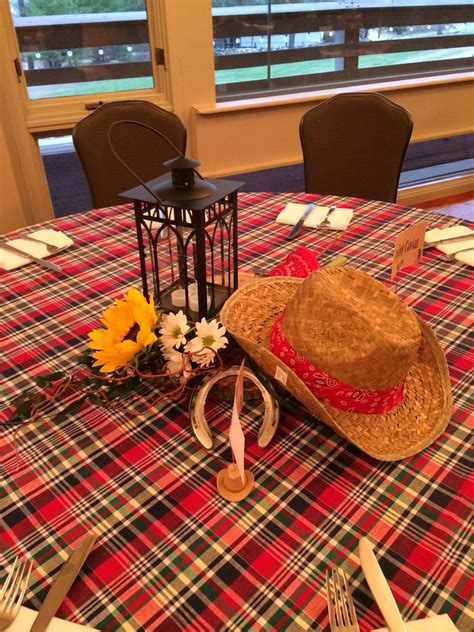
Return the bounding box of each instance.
[220,276,452,461]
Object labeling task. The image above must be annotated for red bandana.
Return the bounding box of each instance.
[267,246,321,278]
[269,314,405,414]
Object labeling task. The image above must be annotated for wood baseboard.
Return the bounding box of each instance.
[397,174,474,206]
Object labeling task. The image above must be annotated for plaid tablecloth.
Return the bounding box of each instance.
[1,193,473,632]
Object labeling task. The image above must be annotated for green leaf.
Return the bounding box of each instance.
[10,391,32,407]
[8,398,33,424]
[105,376,140,400]
[35,371,65,387]
[87,393,106,407]
[71,379,90,388]
[61,395,88,416]
[76,353,95,368]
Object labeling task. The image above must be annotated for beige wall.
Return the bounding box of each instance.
[0,0,53,234]
[0,118,29,233]
[191,78,474,178]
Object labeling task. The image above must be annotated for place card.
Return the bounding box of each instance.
[391,222,427,279]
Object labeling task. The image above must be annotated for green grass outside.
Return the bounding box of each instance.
[28,76,154,99]
[215,46,473,84]
[359,46,473,68]
[27,47,472,99]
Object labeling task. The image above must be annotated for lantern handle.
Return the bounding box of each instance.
[107,119,205,204]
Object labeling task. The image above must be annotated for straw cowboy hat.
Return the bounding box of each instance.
[220,267,451,461]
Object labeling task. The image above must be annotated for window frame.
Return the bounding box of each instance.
[3,0,172,134]
[211,1,474,103]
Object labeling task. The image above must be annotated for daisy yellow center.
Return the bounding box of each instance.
[173,326,183,337]
[202,335,215,347]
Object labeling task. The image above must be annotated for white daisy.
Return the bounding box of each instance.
[163,348,192,379]
[185,338,216,367]
[159,310,190,349]
[194,318,228,351]
[184,318,228,367]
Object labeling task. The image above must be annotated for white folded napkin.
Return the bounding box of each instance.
[454,249,474,267]
[425,226,474,267]
[276,203,354,231]
[373,613,458,631]
[10,606,99,631]
[0,229,73,271]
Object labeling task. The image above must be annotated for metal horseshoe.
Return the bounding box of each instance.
[189,365,280,450]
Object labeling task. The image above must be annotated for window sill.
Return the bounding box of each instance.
[193,72,473,115]
[24,91,173,134]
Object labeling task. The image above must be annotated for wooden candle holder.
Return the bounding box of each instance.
[217,463,254,502]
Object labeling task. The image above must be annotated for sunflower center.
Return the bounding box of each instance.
[202,335,215,347]
[123,322,140,342]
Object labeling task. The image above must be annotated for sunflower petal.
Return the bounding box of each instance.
[87,328,120,350]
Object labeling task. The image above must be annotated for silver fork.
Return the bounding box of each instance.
[319,206,337,228]
[326,568,360,632]
[0,556,33,630]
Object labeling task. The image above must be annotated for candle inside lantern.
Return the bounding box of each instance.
[189,293,211,313]
[171,289,186,307]
[171,284,211,312]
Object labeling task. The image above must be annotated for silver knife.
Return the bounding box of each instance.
[30,534,96,632]
[358,537,407,632]
[0,241,62,272]
[286,202,315,240]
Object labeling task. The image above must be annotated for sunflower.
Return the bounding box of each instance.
[87,288,158,373]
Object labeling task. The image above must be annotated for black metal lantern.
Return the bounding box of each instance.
[108,121,243,320]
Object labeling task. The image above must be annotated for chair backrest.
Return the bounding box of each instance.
[299,92,413,203]
[73,100,187,208]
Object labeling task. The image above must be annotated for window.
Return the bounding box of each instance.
[212,1,474,101]
[9,0,155,100]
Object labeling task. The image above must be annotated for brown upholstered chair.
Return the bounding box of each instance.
[73,100,187,208]
[299,92,413,203]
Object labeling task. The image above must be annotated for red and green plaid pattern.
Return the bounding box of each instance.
[1,193,473,631]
